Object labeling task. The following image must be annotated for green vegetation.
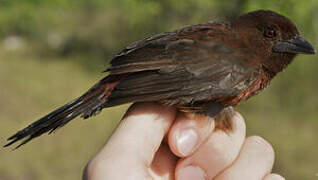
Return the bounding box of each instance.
[0,0,317,179]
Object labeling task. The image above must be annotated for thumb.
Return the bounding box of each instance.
[85,102,177,180]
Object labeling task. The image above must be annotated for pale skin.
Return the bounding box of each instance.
[83,102,285,180]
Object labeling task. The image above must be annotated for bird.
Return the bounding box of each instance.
[5,10,315,149]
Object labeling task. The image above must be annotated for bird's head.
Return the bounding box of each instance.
[232,10,315,74]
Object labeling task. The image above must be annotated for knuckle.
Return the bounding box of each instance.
[247,136,275,156]
[232,112,246,132]
[264,173,286,180]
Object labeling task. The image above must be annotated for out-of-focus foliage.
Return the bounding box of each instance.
[0,0,317,180]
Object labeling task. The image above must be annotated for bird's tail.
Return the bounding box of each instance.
[4,75,120,149]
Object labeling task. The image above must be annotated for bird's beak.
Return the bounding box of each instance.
[273,36,316,54]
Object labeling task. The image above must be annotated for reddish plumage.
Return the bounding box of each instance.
[5,10,315,148]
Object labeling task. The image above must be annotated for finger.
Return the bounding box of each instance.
[85,102,177,180]
[175,112,246,180]
[263,174,285,180]
[215,136,275,180]
[149,143,178,179]
[168,113,215,157]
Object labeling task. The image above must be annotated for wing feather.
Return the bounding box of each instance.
[104,22,259,107]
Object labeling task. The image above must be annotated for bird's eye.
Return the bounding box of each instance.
[264,27,276,38]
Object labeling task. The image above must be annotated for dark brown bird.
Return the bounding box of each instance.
[5,10,315,148]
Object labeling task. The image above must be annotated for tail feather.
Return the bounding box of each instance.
[4,76,119,149]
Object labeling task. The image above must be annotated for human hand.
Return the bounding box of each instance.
[83,102,285,180]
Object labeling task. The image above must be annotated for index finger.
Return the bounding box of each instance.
[85,102,177,180]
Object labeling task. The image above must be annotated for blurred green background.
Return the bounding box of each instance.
[0,0,317,179]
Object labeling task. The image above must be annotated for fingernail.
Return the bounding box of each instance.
[177,166,206,180]
[177,129,198,156]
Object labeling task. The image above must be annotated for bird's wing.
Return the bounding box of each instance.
[105,22,260,107]
[107,22,233,74]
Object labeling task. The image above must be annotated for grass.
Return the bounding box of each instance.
[0,48,317,180]
[0,49,128,180]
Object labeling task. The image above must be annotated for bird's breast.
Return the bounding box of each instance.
[222,69,271,106]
